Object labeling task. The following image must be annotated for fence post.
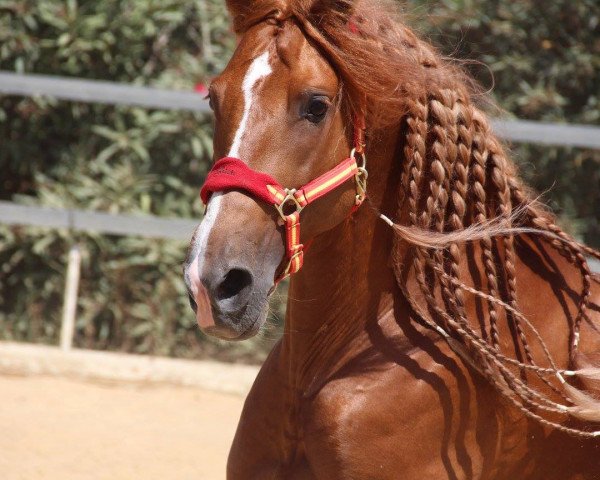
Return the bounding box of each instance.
[60,244,81,352]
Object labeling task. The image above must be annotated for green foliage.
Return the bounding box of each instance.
[0,1,598,361]
[0,0,283,362]
[405,0,600,245]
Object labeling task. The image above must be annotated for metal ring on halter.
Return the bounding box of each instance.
[350,147,367,170]
[274,188,304,222]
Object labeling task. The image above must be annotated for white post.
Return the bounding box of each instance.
[60,244,81,352]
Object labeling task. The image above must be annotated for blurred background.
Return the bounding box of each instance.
[0,1,598,479]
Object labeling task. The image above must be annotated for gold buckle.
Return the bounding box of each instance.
[350,148,367,170]
[274,188,304,222]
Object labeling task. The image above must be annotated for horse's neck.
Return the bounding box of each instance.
[282,128,403,394]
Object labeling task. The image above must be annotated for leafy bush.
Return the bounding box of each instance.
[0,0,283,363]
[0,0,597,361]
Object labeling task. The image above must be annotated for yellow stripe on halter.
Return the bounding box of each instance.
[304,165,357,201]
[267,185,286,202]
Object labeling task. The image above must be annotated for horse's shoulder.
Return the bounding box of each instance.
[302,368,415,479]
[302,351,492,480]
[513,237,596,332]
[515,236,591,304]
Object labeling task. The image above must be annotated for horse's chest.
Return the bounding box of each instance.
[300,357,501,480]
[231,346,534,479]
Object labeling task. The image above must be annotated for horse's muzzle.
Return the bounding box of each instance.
[183,190,283,340]
[184,254,258,340]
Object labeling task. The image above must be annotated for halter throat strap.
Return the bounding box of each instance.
[200,119,367,283]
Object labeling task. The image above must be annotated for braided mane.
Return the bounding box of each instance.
[230,0,600,437]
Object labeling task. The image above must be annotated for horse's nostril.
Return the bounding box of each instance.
[216,268,253,301]
[188,292,198,313]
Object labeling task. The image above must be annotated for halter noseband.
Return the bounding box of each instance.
[200,118,367,283]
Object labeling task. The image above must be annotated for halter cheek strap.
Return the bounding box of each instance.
[200,121,367,283]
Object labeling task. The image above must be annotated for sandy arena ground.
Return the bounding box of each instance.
[0,375,245,480]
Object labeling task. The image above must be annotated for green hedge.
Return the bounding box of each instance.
[0,0,283,363]
[0,1,597,361]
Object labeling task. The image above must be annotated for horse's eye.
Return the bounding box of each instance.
[304,96,329,123]
[205,93,214,111]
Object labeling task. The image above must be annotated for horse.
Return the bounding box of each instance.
[183,1,600,478]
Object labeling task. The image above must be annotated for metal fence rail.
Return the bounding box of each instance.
[0,71,210,113]
[0,201,198,241]
[2,71,600,149]
[490,119,600,150]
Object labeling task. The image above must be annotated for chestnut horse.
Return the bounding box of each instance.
[183,1,600,478]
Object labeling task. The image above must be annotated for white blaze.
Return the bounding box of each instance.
[190,192,223,290]
[228,50,273,158]
[192,50,272,279]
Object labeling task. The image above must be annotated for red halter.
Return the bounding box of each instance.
[200,118,367,282]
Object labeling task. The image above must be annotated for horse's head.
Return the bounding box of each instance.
[183,3,362,340]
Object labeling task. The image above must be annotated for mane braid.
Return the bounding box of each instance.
[470,115,502,349]
[233,0,600,438]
